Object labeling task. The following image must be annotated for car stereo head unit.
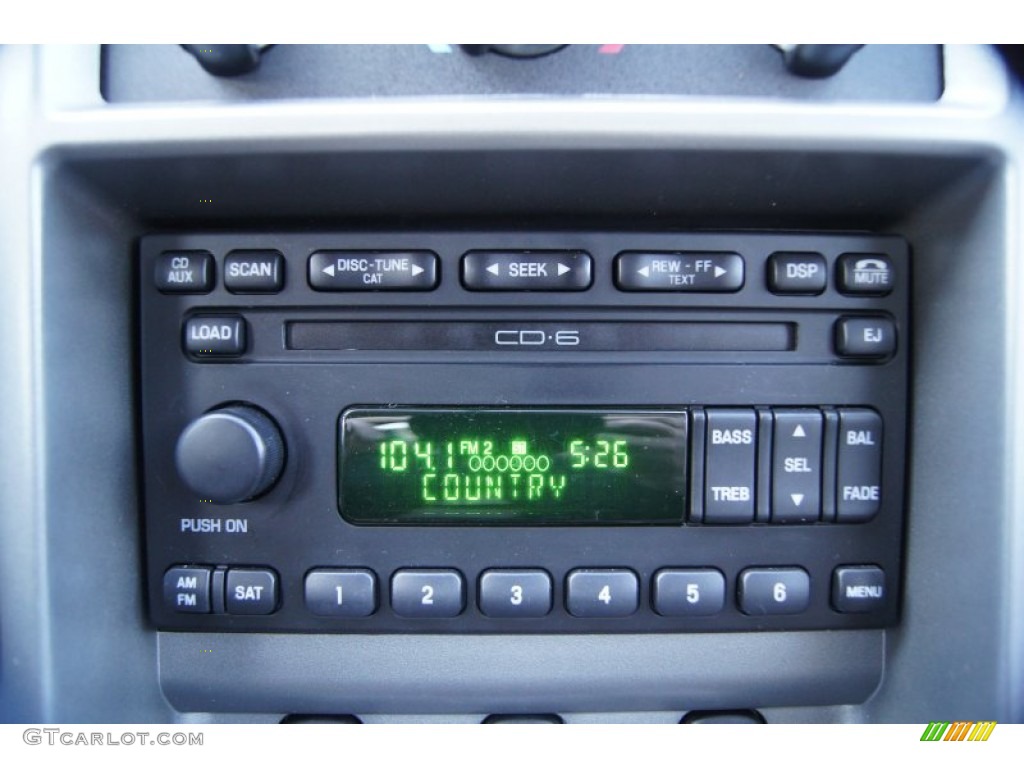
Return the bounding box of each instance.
[139,230,908,634]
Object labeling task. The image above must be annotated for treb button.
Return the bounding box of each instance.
[615,252,744,292]
[309,250,438,291]
[462,251,592,291]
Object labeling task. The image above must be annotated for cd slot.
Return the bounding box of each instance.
[286,321,795,353]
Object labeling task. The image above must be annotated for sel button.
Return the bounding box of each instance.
[771,409,823,523]
[462,251,592,291]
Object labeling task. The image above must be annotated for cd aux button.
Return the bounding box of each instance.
[155,251,214,293]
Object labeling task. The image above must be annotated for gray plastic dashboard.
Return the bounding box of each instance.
[0,44,1022,724]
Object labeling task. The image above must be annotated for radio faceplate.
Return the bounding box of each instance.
[140,231,908,633]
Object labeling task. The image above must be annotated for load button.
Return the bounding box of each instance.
[183,315,247,357]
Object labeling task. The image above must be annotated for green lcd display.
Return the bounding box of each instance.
[339,408,688,525]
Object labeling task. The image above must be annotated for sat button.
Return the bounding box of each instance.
[226,568,278,615]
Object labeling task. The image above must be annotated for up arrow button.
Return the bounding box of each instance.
[462,251,592,291]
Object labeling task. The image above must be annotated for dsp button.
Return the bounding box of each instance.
[615,252,743,292]
[767,252,826,295]
[309,251,438,291]
[224,250,284,293]
[837,409,883,522]
[704,409,757,524]
[155,251,214,293]
[771,409,823,523]
[226,568,279,615]
[462,251,592,291]
[183,315,246,357]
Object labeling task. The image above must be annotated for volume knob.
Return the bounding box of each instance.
[175,405,285,504]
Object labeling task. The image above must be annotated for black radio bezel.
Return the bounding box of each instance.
[139,230,908,634]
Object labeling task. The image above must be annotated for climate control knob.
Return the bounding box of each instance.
[175,405,285,504]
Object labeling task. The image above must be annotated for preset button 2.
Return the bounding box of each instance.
[391,569,465,618]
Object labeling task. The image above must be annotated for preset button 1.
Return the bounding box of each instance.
[305,569,377,617]
[462,251,592,291]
